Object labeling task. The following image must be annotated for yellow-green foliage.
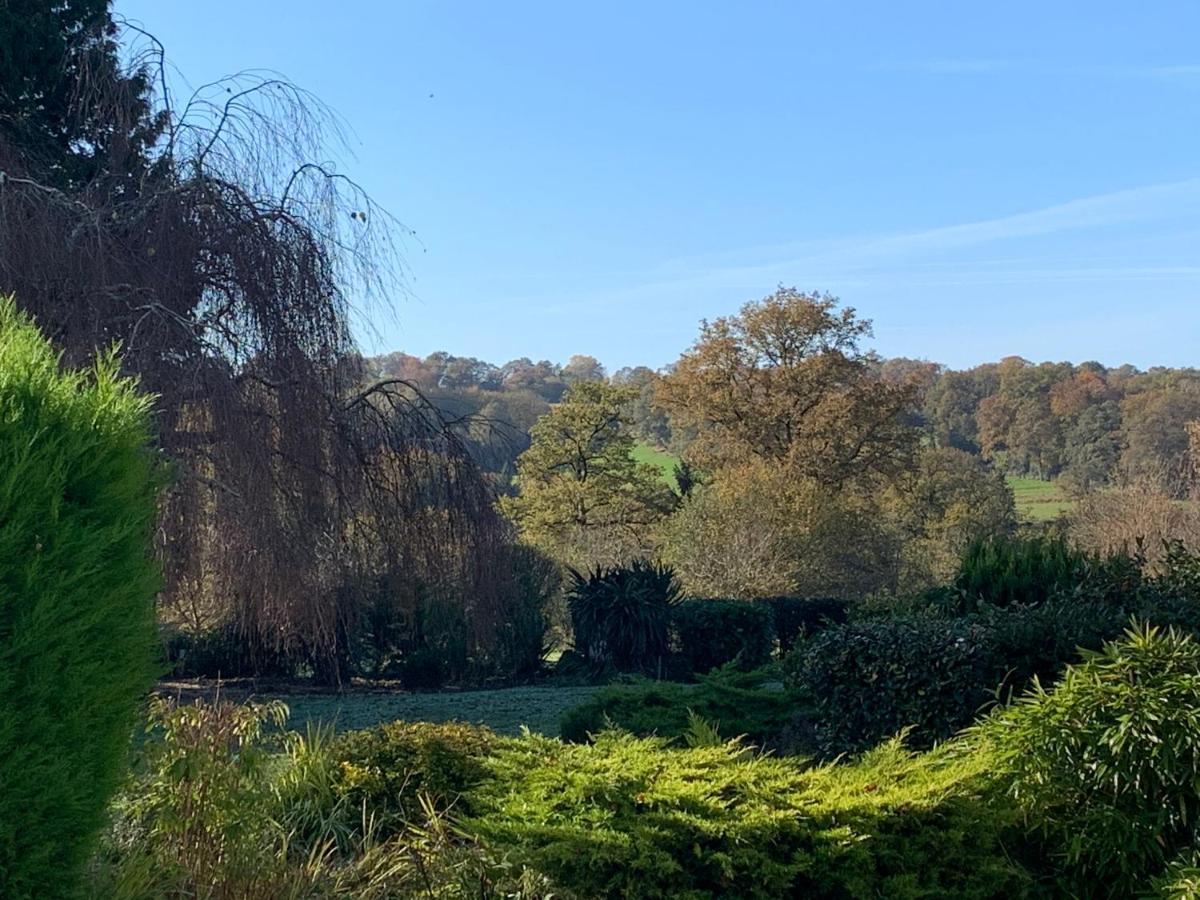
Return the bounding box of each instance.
[470,730,1026,899]
[329,720,497,834]
[0,298,162,898]
[980,623,1200,898]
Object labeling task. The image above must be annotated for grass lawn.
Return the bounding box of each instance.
[632,441,681,488]
[1007,476,1074,522]
[158,681,602,736]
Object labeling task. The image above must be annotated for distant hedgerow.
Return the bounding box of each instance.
[0,299,163,898]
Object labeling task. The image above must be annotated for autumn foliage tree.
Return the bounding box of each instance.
[656,288,917,487]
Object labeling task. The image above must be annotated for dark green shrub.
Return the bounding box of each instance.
[672,598,774,673]
[788,616,1004,756]
[490,543,561,680]
[163,625,297,679]
[763,596,849,652]
[559,666,797,747]
[567,560,681,673]
[330,720,497,832]
[471,730,1027,899]
[0,300,163,898]
[786,592,1198,756]
[982,624,1200,898]
[955,534,1092,609]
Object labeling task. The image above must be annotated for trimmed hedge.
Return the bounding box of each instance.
[671,598,774,674]
[0,299,163,898]
[763,596,849,652]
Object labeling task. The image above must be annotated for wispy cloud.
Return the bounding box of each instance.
[520,178,1200,314]
[1139,64,1200,79]
[881,59,1016,75]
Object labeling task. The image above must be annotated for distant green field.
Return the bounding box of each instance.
[1007,476,1073,522]
[633,442,1072,524]
[632,441,681,488]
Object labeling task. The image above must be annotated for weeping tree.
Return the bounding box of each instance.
[0,2,525,682]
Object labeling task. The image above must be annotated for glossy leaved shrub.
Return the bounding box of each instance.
[671,598,774,674]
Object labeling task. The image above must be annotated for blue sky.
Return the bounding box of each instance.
[117,1,1200,371]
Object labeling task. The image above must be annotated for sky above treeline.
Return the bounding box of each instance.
[117,1,1200,372]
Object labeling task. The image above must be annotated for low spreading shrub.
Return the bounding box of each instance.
[559,666,797,747]
[980,624,1200,898]
[567,560,681,673]
[328,720,498,833]
[470,730,1027,899]
[671,598,774,673]
[762,596,850,652]
[0,300,163,899]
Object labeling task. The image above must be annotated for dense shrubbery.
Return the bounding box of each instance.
[785,543,1200,756]
[0,300,162,899]
[982,624,1200,897]
[567,560,681,673]
[955,534,1094,610]
[327,721,497,832]
[559,666,796,747]
[95,625,1200,898]
[763,596,850,652]
[786,593,1199,756]
[670,599,774,673]
[473,730,1025,899]
[100,699,554,898]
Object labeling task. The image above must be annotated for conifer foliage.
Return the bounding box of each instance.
[0,299,162,898]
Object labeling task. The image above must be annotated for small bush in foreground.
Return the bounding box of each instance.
[98,699,551,899]
[982,623,1200,897]
[671,598,774,673]
[329,720,497,834]
[0,299,162,899]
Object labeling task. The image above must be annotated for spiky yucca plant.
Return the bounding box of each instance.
[566,560,681,673]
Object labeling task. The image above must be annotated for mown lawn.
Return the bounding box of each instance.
[1007,476,1073,522]
[632,441,681,488]
[159,682,602,736]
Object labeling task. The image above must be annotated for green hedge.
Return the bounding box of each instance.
[763,596,849,652]
[671,599,774,674]
[787,589,1200,756]
[0,299,162,898]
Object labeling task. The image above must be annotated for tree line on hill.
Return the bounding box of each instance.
[372,323,1200,502]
